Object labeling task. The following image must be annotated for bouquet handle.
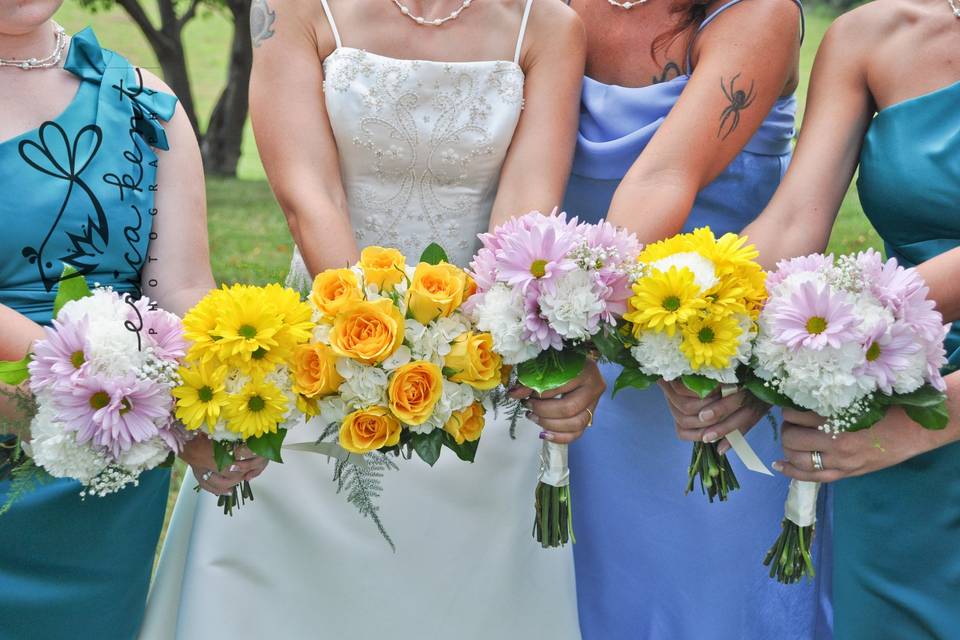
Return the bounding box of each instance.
[764,479,820,583]
[534,440,574,548]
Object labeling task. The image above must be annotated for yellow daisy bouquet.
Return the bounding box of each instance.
[173,283,315,515]
[597,227,766,502]
[291,244,504,544]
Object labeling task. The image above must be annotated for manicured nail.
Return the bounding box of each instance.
[772,461,783,472]
[228,464,240,473]
[539,431,555,441]
[698,409,715,423]
[703,431,719,444]
[526,411,540,425]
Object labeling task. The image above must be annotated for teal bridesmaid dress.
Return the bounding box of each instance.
[838,80,960,638]
[0,29,177,639]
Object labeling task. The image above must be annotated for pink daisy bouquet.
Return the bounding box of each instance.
[0,270,185,510]
[747,250,949,583]
[468,210,642,547]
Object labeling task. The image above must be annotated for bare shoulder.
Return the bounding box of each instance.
[524,0,586,61]
[700,0,803,41]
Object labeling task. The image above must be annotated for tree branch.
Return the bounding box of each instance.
[114,0,162,45]
[178,0,204,30]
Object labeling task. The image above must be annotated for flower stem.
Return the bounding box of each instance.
[217,479,254,516]
[534,482,574,548]
[763,519,815,584]
[686,441,739,502]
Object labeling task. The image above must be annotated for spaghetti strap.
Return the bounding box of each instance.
[684,0,804,74]
[514,0,534,65]
[319,0,343,48]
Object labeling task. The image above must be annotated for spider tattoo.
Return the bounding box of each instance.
[717,73,756,140]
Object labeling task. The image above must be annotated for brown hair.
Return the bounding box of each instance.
[651,0,710,62]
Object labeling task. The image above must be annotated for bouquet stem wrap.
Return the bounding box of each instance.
[534,440,574,548]
[764,479,819,583]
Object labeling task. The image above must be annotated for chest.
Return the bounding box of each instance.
[0,69,81,143]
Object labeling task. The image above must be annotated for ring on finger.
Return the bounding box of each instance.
[811,450,824,472]
[201,469,214,482]
[585,407,594,427]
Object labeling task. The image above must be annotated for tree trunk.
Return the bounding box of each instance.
[200,0,253,177]
[154,38,200,136]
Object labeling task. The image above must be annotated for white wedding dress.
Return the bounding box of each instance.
[141,1,580,638]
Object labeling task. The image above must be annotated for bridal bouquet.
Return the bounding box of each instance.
[173,283,315,514]
[0,269,185,513]
[468,210,642,548]
[612,228,766,502]
[748,250,949,583]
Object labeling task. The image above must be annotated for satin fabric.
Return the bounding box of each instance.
[833,79,960,639]
[0,29,175,640]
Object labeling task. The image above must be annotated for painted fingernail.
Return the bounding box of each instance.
[539,431,555,441]
[698,409,715,423]
[525,411,540,425]
[229,464,240,473]
[772,461,783,472]
[703,431,719,443]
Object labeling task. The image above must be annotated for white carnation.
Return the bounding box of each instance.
[474,284,540,364]
[117,437,170,471]
[650,252,718,292]
[26,399,108,482]
[538,270,604,342]
[631,331,690,381]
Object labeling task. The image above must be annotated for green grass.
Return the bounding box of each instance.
[53,3,882,558]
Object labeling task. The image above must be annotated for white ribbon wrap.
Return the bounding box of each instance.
[717,385,773,476]
[538,440,570,488]
[784,479,820,527]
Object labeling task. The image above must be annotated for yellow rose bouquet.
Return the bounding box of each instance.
[293,244,504,543]
[600,228,767,503]
[173,283,315,515]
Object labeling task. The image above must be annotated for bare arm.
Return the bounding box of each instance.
[250,0,356,276]
[606,0,802,243]
[489,1,585,227]
[915,247,960,324]
[743,14,874,268]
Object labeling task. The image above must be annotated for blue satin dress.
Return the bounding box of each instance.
[833,80,960,639]
[562,2,833,639]
[0,29,177,640]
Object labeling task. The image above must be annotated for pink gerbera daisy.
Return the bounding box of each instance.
[27,317,90,391]
[495,217,577,293]
[767,254,833,288]
[858,324,922,394]
[131,297,187,360]
[773,281,858,350]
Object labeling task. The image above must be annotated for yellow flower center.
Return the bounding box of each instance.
[530,259,548,278]
[238,324,258,339]
[89,391,110,410]
[662,296,681,312]
[120,397,132,416]
[866,342,881,362]
[70,350,85,369]
[247,395,266,412]
[198,386,214,403]
[806,316,828,334]
[697,327,715,344]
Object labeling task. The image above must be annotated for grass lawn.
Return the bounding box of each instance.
[51,3,882,557]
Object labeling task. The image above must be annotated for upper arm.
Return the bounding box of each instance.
[744,12,875,264]
[489,1,586,227]
[138,70,214,315]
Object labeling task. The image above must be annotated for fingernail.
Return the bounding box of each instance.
[772,461,783,472]
[698,409,715,423]
[703,431,719,443]
[539,431,555,441]
[717,443,730,455]
[229,464,239,473]
[526,411,540,425]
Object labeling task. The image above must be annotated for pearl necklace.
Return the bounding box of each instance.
[948,0,960,18]
[0,22,66,70]
[391,0,474,26]
[607,0,649,8]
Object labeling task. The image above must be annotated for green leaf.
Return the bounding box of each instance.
[245,428,288,463]
[611,367,658,398]
[52,266,92,317]
[845,401,887,432]
[744,377,799,409]
[412,429,444,466]
[904,402,950,430]
[211,440,235,472]
[681,374,720,400]
[887,384,947,408]
[0,356,31,386]
[419,243,449,266]
[592,328,627,362]
[517,349,586,395]
[441,366,461,379]
[442,432,479,463]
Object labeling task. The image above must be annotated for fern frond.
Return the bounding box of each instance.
[333,453,398,550]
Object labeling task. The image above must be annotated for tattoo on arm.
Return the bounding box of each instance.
[251,0,277,48]
[652,61,682,85]
[717,73,756,140]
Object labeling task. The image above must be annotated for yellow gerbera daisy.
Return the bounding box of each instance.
[182,288,229,363]
[637,234,695,265]
[213,287,283,364]
[172,363,229,431]
[704,275,750,317]
[225,379,289,439]
[625,266,707,336]
[679,313,743,370]
[696,228,761,277]
[264,283,315,355]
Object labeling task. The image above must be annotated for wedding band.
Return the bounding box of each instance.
[586,407,594,427]
[811,450,824,472]
[201,470,214,482]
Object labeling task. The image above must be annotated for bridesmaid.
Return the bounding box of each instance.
[0,5,264,637]
[562,1,831,638]
[671,0,960,636]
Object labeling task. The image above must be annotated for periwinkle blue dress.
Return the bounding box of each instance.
[833,80,960,639]
[0,29,177,640]
[562,3,833,639]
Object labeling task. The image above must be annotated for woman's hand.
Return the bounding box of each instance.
[509,359,606,444]
[660,381,769,453]
[179,434,270,496]
[773,407,941,482]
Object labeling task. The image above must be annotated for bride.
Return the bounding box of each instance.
[143,1,597,638]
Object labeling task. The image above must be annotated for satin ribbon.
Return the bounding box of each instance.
[538,441,570,487]
[785,479,819,527]
[718,384,773,476]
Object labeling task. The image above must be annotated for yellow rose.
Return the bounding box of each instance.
[339,406,402,454]
[388,360,444,425]
[329,299,405,365]
[360,246,406,291]
[463,273,478,300]
[310,268,363,320]
[406,262,467,324]
[444,332,503,391]
[443,402,486,445]
[291,343,344,399]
